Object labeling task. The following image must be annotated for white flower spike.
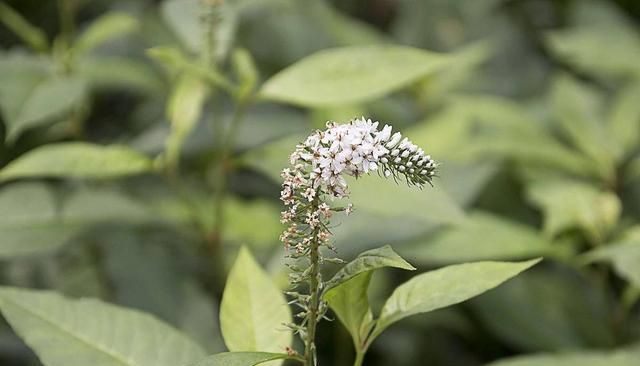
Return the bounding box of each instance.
[279,117,437,364]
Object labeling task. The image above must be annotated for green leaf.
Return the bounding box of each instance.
[161,0,237,60]
[220,247,292,356]
[324,245,415,347]
[546,25,640,80]
[325,245,415,291]
[7,75,87,142]
[485,348,640,366]
[0,287,206,366]
[0,3,48,52]
[371,258,540,340]
[403,212,556,264]
[187,352,292,366]
[442,96,599,179]
[582,227,640,287]
[160,0,202,53]
[551,75,615,179]
[0,52,51,126]
[324,273,374,349]
[0,142,154,181]
[472,267,615,351]
[260,45,448,107]
[526,180,621,244]
[347,176,465,226]
[165,74,209,168]
[607,83,640,159]
[0,183,151,258]
[74,12,138,55]
[76,57,163,94]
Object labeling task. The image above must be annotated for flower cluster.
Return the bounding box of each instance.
[279,117,437,350]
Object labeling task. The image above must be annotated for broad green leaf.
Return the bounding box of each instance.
[187,352,292,366]
[160,0,202,53]
[260,45,448,107]
[372,259,540,340]
[324,273,374,349]
[546,26,640,80]
[582,227,640,287]
[325,245,415,291]
[437,96,599,179]
[551,75,615,179]
[220,247,292,356]
[472,267,615,351]
[324,245,415,347]
[462,136,598,179]
[526,180,621,244]
[165,74,208,168]
[607,83,640,159]
[0,183,71,257]
[0,183,151,258]
[74,12,138,55]
[7,75,87,142]
[347,176,465,226]
[0,52,51,126]
[404,212,555,264]
[161,0,237,60]
[0,142,153,181]
[0,287,206,366]
[0,3,48,52]
[76,57,163,94]
[486,347,639,366]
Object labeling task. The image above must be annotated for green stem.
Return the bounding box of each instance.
[304,200,322,366]
[353,351,365,366]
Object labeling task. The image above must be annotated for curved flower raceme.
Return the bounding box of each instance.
[279,117,437,364]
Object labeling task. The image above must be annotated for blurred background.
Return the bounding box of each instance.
[1,0,639,365]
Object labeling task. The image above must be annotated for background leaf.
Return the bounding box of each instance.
[485,347,640,366]
[260,45,448,107]
[0,3,47,52]
[6,76,87,142]
[220,247,292,357]
[0,287,206,366]
[403,212,556,264]
[471,267,615,351]
[526,180,621,244]
[74,12,138,55]
[582,227,640,287]
[0,142,154,181]
[0,183,151,258]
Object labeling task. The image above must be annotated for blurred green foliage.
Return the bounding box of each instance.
[0,0,639,365]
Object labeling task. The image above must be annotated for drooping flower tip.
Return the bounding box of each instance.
[286,117,436,198]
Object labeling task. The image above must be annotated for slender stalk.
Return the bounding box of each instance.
[304,240,321,365]
[304,199,322,366]
[353,351,365,366]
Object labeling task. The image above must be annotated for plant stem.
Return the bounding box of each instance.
[353,351,365,366]
[304,199,322,366]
